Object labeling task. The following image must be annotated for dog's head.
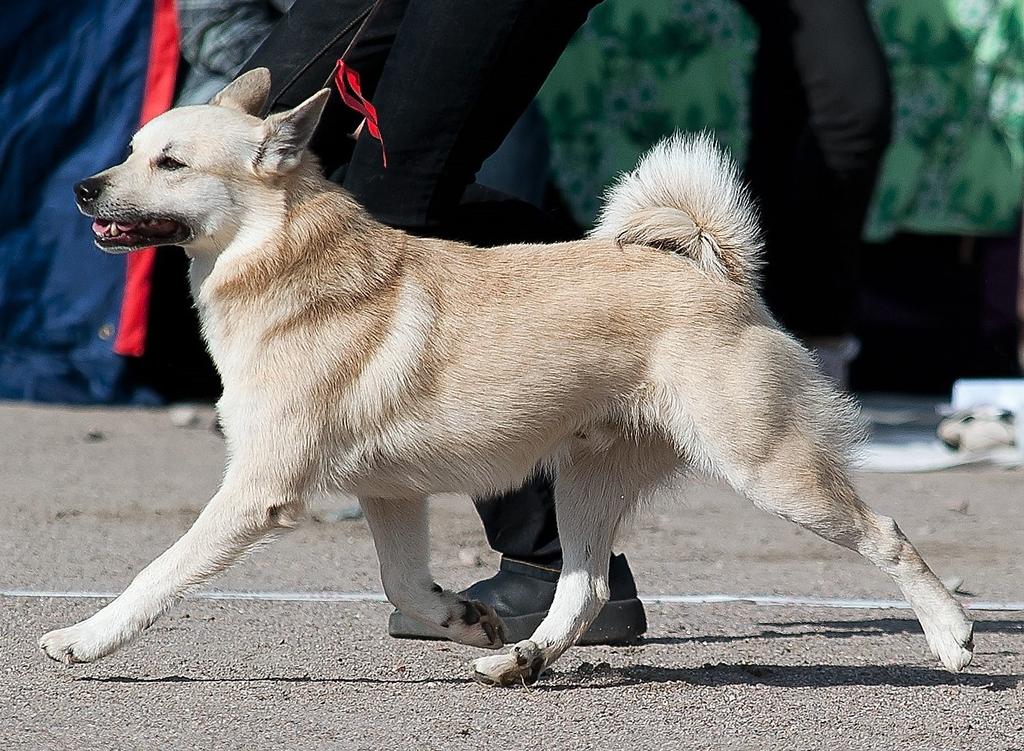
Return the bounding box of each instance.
[74,68,329,254]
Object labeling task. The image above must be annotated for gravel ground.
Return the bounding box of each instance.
[0,403,1021,750]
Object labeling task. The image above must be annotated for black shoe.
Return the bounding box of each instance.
[387,554,646,645]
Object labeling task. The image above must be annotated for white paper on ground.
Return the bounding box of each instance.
[856,384,1024,473]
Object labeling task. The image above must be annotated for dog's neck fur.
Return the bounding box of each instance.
[185,158,329,293]
[181,157,413,375]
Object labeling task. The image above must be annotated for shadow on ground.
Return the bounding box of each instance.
[533,661,1022,692]
[76,672,470,686]
[643,617,1023,645]
[76,661,1022,693]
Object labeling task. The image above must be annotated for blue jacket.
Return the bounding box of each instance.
[0,0,157,402]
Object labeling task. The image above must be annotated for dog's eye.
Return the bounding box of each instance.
[156,156,187,171]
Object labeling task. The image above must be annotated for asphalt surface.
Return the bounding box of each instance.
[1,403,1022,750]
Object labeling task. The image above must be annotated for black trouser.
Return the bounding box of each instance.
[245,0,598,230]
[242,0,593,567]
[741,0,892,337]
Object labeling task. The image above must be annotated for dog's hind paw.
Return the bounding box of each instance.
[444,599,506,649]
[924,617,974,673]
[470,640,545,687]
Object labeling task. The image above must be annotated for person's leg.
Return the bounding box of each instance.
[476,103,552,208]
[339,0,600,229]
[742,0,891,380]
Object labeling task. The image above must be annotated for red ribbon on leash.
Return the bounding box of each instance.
[333,60,387,168]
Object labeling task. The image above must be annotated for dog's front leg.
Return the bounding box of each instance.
[360,497,505,649]
[471,455,641,687]
[39,467,302,665]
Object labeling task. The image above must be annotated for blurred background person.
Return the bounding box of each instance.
[739,0,891,388]
[538,0,1022,391]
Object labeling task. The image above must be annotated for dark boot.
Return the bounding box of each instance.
[388,554,646,645]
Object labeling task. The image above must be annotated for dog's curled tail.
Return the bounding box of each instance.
[590,132,762,287]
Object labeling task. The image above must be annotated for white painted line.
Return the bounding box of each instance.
[0,589,387,603]
[2,589,1022,611]
[640,593,1024,611]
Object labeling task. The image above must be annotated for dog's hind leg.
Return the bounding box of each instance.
[471,442,668,687]
[737,455,974,672]
[656,339,974,673]
[38,461,308,665]
[360,497,506,649]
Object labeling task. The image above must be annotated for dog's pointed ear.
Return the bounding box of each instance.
[210,68,271,115]
[256,88,331,174]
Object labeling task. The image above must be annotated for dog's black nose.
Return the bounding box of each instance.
[74,177,104,203]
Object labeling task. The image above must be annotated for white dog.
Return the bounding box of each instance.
[40,69,974,685]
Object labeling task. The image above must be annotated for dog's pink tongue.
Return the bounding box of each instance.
[91,219,111,235]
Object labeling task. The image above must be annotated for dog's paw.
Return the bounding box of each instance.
[444,599,506,649]
[470,640,545,687]
[39,621,118,665]
[923,615,974,673]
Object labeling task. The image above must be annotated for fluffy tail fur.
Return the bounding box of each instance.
[590,132,763,287]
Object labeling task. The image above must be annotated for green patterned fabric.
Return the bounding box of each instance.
[537,0,1024,241]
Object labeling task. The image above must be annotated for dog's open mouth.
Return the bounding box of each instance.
[91,217,189,250]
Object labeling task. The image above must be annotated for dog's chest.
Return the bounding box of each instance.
[201,314,267,383]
